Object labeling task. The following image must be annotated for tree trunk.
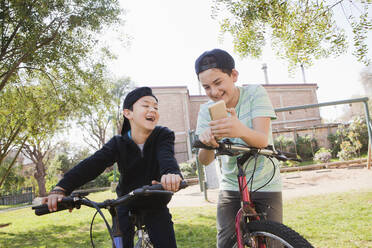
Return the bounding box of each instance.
[34,161,47,196]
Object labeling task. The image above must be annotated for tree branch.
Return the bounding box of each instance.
[0,137,27,189]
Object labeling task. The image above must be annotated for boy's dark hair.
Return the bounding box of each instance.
[194,49,235,77]
[121,87,158,136]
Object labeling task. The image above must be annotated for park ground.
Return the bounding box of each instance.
[169,166,372,207]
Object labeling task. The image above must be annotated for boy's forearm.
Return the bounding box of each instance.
[198,149,215,165]
[238,125,268,148]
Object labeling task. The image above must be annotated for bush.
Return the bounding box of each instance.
[332,116,369,161]
[337,141,358,161]
[327,133,341,158]
[274,135,296,153]
[179,161,198,179]
[314,148,332,163]
[296,134,318,161]
[78,171,113,189]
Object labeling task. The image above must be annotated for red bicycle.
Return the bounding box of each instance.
[193,138,314,248]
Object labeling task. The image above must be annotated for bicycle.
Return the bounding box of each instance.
[193,138,314,248]
[32,182,187,248]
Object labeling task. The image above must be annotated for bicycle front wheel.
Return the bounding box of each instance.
[233,220,313,248]
[134,230,153,248]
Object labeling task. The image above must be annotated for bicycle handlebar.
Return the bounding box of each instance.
[32,181,188,216]
[193,139,301,162]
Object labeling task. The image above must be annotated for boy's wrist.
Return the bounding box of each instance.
[48,187,66,196]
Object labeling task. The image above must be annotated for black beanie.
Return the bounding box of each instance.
[121,87,158,136]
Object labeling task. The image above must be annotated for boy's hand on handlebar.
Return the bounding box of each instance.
[152,174,182,192]
[42,193,65,212]
[199,128,219,148]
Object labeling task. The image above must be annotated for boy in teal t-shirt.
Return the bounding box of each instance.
[195,49,282,248]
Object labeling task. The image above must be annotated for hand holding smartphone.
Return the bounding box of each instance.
[208,100,228,121]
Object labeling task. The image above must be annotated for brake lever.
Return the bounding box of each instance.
[215,140,240,156]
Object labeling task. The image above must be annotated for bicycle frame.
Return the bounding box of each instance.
[235,152,261,248]
[206,141,298,248]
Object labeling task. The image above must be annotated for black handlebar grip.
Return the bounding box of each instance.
[32,197,75,216]
[179,180,188,189]
[192,140,215,150]
[32,204,52,216]
[146,180,188,191]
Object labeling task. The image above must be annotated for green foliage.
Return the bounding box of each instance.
[213,0,372,71]
[274,135,295,153]
[78,170,115,190]
[313,147,332,163]
[327,133,341,158]
[338,140,358,161]
[274,134,318,162]
[0,0,123,92]
[179,161,198,179]
[0,159,25,195]
[295,134,318,161]
[333,116,369,160]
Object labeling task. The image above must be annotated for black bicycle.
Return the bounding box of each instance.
[32,182,187,248]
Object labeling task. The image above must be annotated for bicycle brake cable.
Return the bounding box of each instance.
[252,157,276,193]
[84,197,116,248]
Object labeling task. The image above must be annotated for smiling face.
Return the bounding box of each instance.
[199,68,240,108]
[123,95,159,133]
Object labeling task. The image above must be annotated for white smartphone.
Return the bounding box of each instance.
[208,100,228,120]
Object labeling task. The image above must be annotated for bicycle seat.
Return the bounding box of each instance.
[126,190,173,210]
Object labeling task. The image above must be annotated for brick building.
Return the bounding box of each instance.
[152,83,328,163]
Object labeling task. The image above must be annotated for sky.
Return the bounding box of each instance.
[106,0,371,120]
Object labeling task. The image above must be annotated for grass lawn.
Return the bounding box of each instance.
[0,190,371,248]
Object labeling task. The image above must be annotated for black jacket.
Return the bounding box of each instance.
[57,126,182,196]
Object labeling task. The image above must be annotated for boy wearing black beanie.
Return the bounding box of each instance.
[42,86,182,248]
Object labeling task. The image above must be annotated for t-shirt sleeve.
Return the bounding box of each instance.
[195,103,211,136]
[250,85,276,120]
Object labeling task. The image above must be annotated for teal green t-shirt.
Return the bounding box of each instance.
[196,85,282,192]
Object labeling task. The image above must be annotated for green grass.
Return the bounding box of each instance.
[0,190,371,248]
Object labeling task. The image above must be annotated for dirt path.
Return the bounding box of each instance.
[169,167,372,207]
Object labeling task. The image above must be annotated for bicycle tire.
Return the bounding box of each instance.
[232,220,314,248]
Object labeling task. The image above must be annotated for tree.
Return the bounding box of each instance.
[212,0,372,70]
[0,0,123,92]
[0,0,124,186]
[22,136,54,196]
[0,61,110,191]
[77,76,134,150]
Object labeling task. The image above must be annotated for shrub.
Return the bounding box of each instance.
[296,134,318,161]
[274,135,296,153]
[333,116,369,160]
[314,148,332,163]
[327,133,341,158]
[78,171,113,189]
[337,140,358,161]
[179,161,198,179]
